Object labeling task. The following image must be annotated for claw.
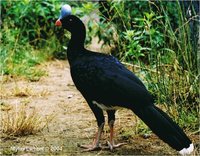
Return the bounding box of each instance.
[78,123,104,152]
[107,141,113,151]
[78,144,101,151]
[77,141,126,152]
[107,120,126,151]
[107,141,127,151]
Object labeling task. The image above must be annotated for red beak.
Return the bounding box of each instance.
[55,19,62,26]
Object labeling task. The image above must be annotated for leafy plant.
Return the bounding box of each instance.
[1,0,68,79]
[92,0,199,132]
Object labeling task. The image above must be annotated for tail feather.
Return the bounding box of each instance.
[154,106,191,148]
[132,105,193,153]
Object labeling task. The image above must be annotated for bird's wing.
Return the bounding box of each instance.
[96,63,154,108]
[71,54,154,108]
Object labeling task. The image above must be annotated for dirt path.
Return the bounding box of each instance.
[0,60,199,155]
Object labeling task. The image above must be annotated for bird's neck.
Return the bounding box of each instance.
[67,30,86,64]
[68,34,85,50]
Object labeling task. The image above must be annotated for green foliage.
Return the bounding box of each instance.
[95,0,199,104]
[90,1,199,132]
[1,0,64,46]
[1,25,45,81]
[1,0,68,80]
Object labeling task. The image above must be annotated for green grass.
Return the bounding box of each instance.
[0,28,47,81]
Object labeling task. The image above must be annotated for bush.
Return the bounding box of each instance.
[94,1,199,107]
[89,1,199,131]
[1,0,68,79]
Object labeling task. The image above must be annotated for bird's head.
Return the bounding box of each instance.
[55,4,85,34]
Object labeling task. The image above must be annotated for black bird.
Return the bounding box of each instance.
[55,4,194,155]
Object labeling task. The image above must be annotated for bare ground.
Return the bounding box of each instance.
[0,60,199,155]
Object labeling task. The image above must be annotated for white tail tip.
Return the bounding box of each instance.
[179,143,194,155]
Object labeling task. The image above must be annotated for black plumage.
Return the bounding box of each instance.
[55,7,193,155]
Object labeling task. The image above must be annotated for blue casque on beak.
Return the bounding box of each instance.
[59,4,72,20]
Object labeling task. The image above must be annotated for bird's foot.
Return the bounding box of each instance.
[78,142,126,152]
[78,143,102,152]
[107,141,126,151]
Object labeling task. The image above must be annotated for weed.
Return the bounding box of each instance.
[0,104,53,138]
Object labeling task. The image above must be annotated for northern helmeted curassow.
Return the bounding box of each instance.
[55,4,194,155]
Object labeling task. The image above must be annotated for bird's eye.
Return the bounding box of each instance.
[69,19,72,22]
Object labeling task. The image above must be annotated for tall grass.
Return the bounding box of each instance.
[1,26,46,81]
[0,103,53,137]
[91,1,199,132]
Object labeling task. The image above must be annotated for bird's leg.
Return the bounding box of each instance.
[106,110,126,151]
[107,120,126,151]
[79,123,104,151]
[78,101,106,151]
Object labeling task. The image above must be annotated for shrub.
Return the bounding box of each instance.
[94,1,199,107]
[90,1,199,132]
[1,1,68,79]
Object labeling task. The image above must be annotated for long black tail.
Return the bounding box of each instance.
[132,105,193,154]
